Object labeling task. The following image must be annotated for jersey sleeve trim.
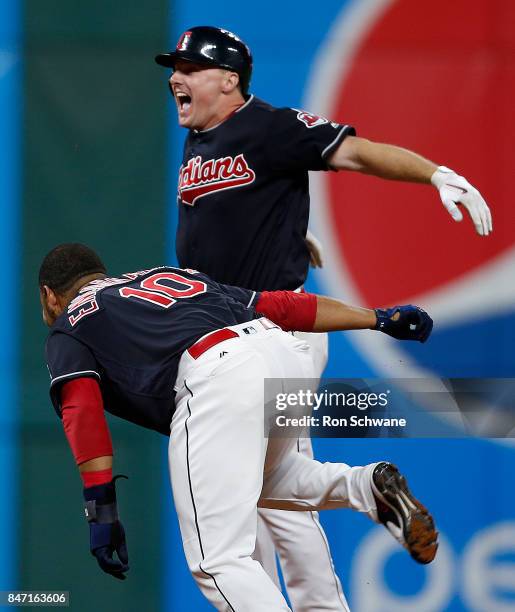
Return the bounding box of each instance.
[49,370,102,419]
[246,291,258,309]
[50,369,101,388]
[322,124,356,162]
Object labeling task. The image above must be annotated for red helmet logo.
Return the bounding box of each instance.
[176,31,192,51]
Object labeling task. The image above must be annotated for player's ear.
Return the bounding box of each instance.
[42,285,59,311]
[222,70,240,94]
[40,285,60,326]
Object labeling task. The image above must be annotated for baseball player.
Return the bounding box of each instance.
[154,25,492,610]
[40,243,436,611]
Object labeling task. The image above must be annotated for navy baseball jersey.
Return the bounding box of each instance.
[176,96,355,291]
[45,267,259,435]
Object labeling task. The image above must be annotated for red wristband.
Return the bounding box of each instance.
[81,467,113,487]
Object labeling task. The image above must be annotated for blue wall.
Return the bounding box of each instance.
[0,0,21,591]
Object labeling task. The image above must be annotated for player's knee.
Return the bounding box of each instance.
[192,552,255,581]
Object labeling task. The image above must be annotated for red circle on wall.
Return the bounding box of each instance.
[327,0,515,306]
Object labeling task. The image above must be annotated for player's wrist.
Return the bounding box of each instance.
[373,308,390,332]
[83,474,127,507]
[83,475,128,530]
[430,165,455,189]
[81,467,113,488]
[370,309,378,329]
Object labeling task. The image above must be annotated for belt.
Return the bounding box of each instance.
[187,318,279,360]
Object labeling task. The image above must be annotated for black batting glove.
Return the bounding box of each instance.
[83,475,129,580]
[374,305,433,343]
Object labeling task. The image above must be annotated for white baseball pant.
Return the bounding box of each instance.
[169,321,378,611]
[254,331,350,611]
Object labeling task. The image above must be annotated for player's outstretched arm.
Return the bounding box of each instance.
[60,378,130,580]
[327,136,492,236]
[313,295,432,343]
[311,295,375,331]
[255,291,432,342]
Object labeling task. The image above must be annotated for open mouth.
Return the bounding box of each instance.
[175,92,192,114]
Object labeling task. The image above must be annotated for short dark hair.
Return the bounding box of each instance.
[39,243,106,294]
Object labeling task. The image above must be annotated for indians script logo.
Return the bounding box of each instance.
[178,154,256,206]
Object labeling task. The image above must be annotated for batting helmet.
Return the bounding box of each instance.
[155,26,253,95]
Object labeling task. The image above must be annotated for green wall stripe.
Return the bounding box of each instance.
[21,3,168,609]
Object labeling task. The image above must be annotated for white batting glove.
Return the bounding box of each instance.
[431,166,493,236]
[305,229,324,268]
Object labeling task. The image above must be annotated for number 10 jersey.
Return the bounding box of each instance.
[45,267,259,434]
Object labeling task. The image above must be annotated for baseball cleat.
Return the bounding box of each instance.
[371,462,438,564]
